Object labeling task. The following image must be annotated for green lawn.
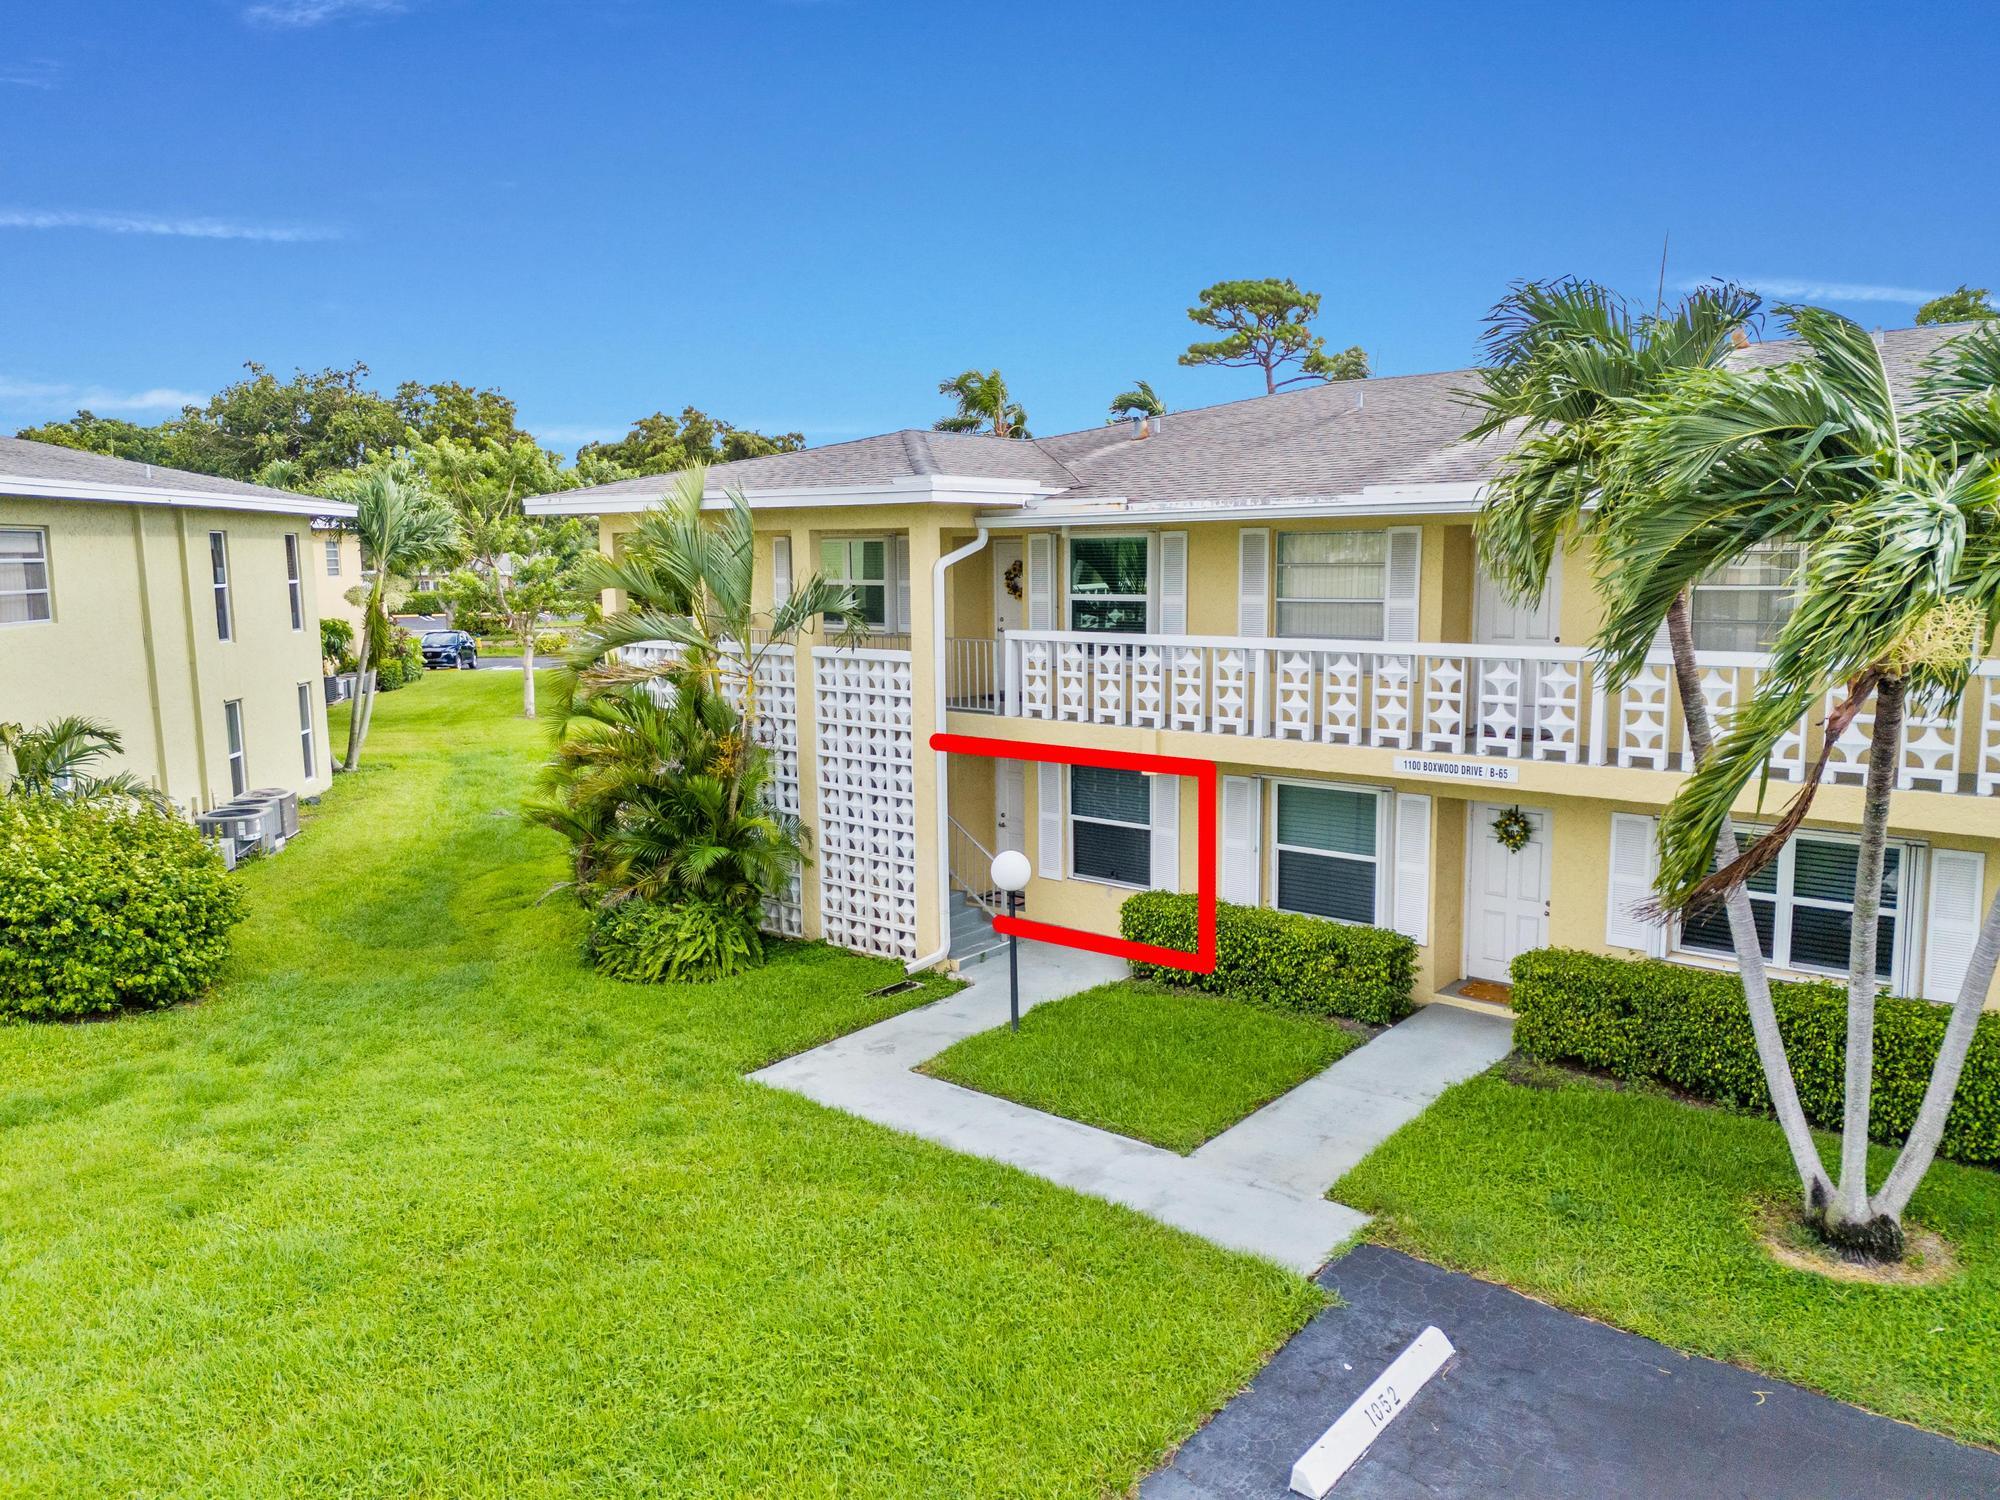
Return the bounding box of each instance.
[0,672,1320,1498]
[1337,1064,2000,1448]
[923,980,1366,1153]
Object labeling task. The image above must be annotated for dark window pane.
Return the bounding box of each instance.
[1071,765,1149,824]
[1277,849,1376,922]
[1070,599,1147,633]
[1681,893,1776,959]
[1276,784,1375,856]
[1069,536,1148,595]
[1072,819,1151,885]
[1789,907,1894,978]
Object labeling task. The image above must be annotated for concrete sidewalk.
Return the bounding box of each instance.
[752,940,1512,1273]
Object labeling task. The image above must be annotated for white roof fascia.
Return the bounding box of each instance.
[979,482,1489,528]
[525,473,1059,516]
[0,476,355,519]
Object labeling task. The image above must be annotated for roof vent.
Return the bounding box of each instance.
[1128,413,1148,440]
[1154,409,1165,434]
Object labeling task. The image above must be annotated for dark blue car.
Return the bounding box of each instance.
[421,630,479,670]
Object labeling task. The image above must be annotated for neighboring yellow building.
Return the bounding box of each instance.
[0,437,352,812]
[528,323,2000,1010]
[312,524,367,635]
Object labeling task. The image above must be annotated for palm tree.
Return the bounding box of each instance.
[338,470,461,771]
[1107,379,1165,423]
[934,370,1029,439]
[0,717,168,808]
[529,661,806,913]
[1460,278,1839,1201]
[564,465,858,769]
[1601,309,2000,1256]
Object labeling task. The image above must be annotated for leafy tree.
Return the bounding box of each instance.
[335,471,461,770]
[13,411,176,465]
[576,407,804,475]
[1180,277,1369,393]
[1600,309,2000,1258]
[163,361,408,481]
[437,517,593,718]
[0,717,168,808]
[934,370,1029,438]
[392,380,525,446]
[1106,379,1165,423]
[1916,285,1997,325]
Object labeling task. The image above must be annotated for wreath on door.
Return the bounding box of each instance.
[1004,558,1025,601]
[1491,806,1534,853]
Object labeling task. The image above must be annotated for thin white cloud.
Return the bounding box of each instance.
[0,377,205,414]
[537,423,628,446]
[243,0,403,26]
[1683,275,1945,305]
[0,208,339,243]
[0,59,61,89]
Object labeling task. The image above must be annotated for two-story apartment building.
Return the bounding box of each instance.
[527,322,2000,1010]
[0,438,351,811]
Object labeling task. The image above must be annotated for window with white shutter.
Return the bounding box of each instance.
[1027,534,1055,629]
[1221,775,1261,905]
[771,536,792,608]
[1383,527,1422,642]
[1157,532,1188,634]
[1237,529,1270,636]
[1605,813,1664,955]
[1392,793,1431,945]
[1036,761,1064,879]
[1924,847,1986,1002]
[1149,773,1180,891]
[893,535,911,633]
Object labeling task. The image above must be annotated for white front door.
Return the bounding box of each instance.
[995,760,1026,855]
[1473,561,1560,646]
[1464,802,1552,983]
[1473,562,1561,750]
[992,538,1026,635]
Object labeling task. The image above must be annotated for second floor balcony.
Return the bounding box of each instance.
[946,628,2000,798]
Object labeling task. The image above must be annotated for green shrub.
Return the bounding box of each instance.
[320,617,356,674]
[0,799,244,1020]
[587,897,764,984]
[1120,891,1416,1025]
[373,629,426,693]
[1512,947,2000,1167]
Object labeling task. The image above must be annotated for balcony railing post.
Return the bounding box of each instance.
[1587,666,1608,767]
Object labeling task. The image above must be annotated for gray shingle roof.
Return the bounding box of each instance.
[533,321,1986,514]
[0,436,318,506]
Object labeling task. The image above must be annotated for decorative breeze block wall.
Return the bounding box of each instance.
[812,647,918,959]
[721,645,804,938]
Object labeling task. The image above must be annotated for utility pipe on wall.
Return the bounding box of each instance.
[906,524,992,973]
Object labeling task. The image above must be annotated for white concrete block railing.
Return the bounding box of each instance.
[962,629,2000,797]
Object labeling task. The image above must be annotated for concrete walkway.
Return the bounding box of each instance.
[752,939,1513,1273]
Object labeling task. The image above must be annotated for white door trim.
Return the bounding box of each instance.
[991,536,1024,635]
[1461,799,1553,983]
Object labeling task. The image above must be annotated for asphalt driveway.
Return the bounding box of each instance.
[1143,1245,1998,1500]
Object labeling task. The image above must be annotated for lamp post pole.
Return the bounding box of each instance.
[988,848,1031,1035]
[1007,887,1022,1031]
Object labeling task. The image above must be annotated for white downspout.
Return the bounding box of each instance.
[907,524,992,973]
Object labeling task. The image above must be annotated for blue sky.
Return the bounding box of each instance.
[3,0,1994,453]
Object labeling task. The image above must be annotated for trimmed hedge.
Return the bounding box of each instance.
[1120,891,1416,1025]
[0,799,244,1020]
[1513,947,2000,1167]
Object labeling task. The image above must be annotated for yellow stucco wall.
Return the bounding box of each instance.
[311,526,366,634]
[0,497,334,811]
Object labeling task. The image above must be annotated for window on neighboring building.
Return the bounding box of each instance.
[325,536,342,576]
[223,700,248,796]
[209,531,233,641]
[1691,542,1800,653]
[1678,829,1902,979]
[285,533,304,630]
[1273,782,1381,923]
[1067,534,1149,633]
[296,683,316,779]
[1069,765,1151,885]
[0,527,51,625]
[1275,531,1388,639]
[820,537,891,630]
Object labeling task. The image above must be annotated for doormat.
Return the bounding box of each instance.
[1452,978,1514,1007]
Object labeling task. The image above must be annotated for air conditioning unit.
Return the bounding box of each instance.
[247,789,300,839]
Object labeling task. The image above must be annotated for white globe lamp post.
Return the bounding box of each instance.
[990,849,1031,1030]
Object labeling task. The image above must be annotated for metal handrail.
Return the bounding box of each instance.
[947,815,1002,916]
